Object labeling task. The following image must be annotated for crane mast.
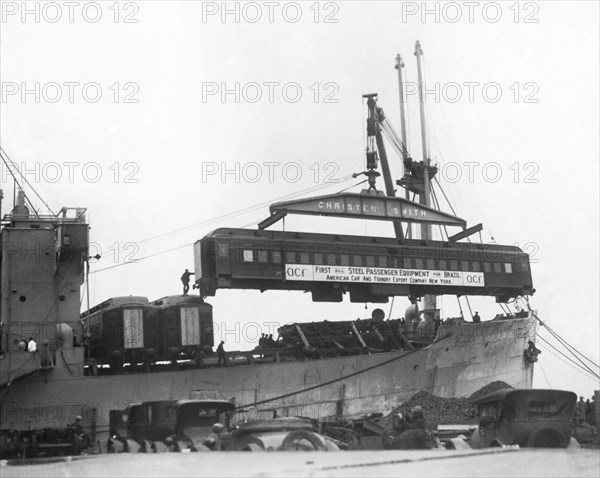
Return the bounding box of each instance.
[414,40,438,322]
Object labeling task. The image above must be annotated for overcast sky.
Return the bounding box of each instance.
[1,1,598,397]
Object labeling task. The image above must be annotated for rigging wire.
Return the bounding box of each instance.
[429,185,449,241]
[433,177,460,219]
[543,324,599,375]
[528,305,600,372]
[422,63,492,242]
[90,175,366,273]
[538,342,598,383]
[464,296,474,319]
[0,153,41,216]
[537,361,552,389]
[90,243,192,274]
[537,334,599,381]
[104,174,356,257]
[0,147,55,216]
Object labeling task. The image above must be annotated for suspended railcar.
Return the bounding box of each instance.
[195,228,534,303]
[151,295,214,363]
[81,296,160,371]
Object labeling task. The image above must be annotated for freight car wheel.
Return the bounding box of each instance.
[280,430,327,451]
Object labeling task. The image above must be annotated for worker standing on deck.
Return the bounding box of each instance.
[472,312,481,323]
[217,341,228,367]
[181,269,194,295]
[27,337,37,352]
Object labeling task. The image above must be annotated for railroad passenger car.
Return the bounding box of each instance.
[195,228,534,303]
[81,296,159,371]
[151,295,214,363]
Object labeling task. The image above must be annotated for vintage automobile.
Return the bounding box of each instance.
[470,389,577,448]
[108,399,234,452]
[212,417,339,452]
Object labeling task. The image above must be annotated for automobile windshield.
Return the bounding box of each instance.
[179,404,231,428]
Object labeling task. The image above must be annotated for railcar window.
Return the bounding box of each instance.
[403,258,412,269]
[341,254,350,266]
[521,262,529,272]
[461,260,469,271]
[286,252,296,263]
[493,263,502,273]
[472,261,482,272]
[353,255,363,266]
[415,258,424,269]
[391,257,400,268]
[484,262,492,273]
[450,260,458,271]
[300,252,310,264]
[366,256,375,267]
[426,258,435,270]
[327,254,337,265]
[439,259,447,270]
[378,256,388,268]
[258,250,268,263]
[272,251,281,263]
[243,250,254,262]
[315,253,324,264]
[505,263,513,273]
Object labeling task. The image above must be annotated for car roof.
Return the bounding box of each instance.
[475,388,577,404]
[175,399,234,407]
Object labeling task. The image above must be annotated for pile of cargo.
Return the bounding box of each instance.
[379,381,514,430]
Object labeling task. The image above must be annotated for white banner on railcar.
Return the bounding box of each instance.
[180,307,201,346]
[284,264,485,287]
[123,308,144,349]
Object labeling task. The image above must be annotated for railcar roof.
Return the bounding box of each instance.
[201,227,524,252]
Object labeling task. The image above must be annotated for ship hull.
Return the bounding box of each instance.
[0,316,536,442]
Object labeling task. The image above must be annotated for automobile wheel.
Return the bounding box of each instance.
[142,440,154,453]
[324,439,340,451]
[241,443,265,452]
[154,441,169,453]
[280,430,327,451]
[125,439,142,453]
[526,429,565,448]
